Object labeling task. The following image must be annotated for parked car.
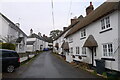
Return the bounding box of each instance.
[0,49,20,73]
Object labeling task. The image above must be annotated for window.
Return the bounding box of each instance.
[70,47,73,54]
[101,19,105,30]
[103,43,113,57]
[82,47,86,55]
[69,37,73,43]
[81,29,86,38]
[76,47,79,54]
[101,16,110,30]
[106,17,110,28]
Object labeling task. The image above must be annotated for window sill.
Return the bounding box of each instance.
[80,37,86,40]
[101,58,115,61]
[100,28,112,34]
[81,55,87,57]
[69,41,73,43]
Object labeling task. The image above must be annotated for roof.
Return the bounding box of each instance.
[28,33,44,40]
[55,43,59,48]
[0,13,27,37]
[16,37,23,43]
[65,1,120,38]
[54,18,81,40]
[83,35,98,47]
[26,41,35,45]
[62,42,69,50]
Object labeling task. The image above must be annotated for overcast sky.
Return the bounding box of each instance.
[0,0,106,37]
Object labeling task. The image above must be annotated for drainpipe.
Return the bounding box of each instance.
[90,47,94,66]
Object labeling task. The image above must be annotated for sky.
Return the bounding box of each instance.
[0,0,106,37]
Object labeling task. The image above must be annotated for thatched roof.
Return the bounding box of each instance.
[65,2,120,38]
[55,43,59,48]
[62,42,69,50]
[83,35,98,47]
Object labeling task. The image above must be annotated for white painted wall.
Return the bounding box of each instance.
[66,11,120,71]
[0,14,27,53]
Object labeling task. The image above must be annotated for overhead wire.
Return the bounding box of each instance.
[51,0,55,29]
[67,0,72,25]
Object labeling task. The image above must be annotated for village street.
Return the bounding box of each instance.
[2,51,99,78]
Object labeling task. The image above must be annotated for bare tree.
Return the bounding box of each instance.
[1,35,17,44]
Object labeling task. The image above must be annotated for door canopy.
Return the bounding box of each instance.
[83,35,98,47]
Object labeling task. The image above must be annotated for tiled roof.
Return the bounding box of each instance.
[65,1,120,38]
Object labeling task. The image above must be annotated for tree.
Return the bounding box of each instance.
[1,35,17,44]
[49,29,62,40]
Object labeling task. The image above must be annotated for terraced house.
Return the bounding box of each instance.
[54,1,120,72]
[0,13,27,53]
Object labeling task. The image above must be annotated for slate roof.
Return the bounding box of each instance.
[16,37,24,43]
[0,13,27,37]
[28,33,53,43]
[65,1,120,38]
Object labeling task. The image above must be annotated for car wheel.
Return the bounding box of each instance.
[6,65,15,73]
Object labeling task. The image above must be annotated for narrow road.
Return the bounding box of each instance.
[3,51,99,78]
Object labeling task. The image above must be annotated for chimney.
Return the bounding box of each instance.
[16,23,20,27]
[63,27,67,31]
[38,32,41,37]
[43,34,46,37]
[30,29,33,35]
[86,2,94,15]
[71,16,78,25]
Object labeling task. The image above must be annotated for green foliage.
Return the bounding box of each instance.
[49,29,62,40]
[102,72,107,77]
[93,70,97,75]
[0,43,16,50]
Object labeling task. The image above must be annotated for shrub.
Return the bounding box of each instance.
[0,43,16,50]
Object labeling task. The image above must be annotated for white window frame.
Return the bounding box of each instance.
[102,43,113,58]
[81,29,86,38]
[76,47,79,54]
[69,37,73,43]
[101,16,111,31]
[82,47,86,55]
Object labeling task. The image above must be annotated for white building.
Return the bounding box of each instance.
[26,29,44,52]
[0,13,27,53]
[64,1,120,72]
[53,16,83,56]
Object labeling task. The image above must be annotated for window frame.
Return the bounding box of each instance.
[82,47,86,55]
[81,29,86,38]
[102,43,113,58]
[101,16,111,31]
[76,47,80,54]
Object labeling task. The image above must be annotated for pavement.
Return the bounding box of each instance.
[2,51,100,78]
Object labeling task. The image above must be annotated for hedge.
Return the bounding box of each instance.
[0,43,16,50]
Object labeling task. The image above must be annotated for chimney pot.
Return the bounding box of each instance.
[90,2,92,6]
[86,2,94,15]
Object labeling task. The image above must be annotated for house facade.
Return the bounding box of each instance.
[26,30,44,52]
[53,17,83,57]
[0,13,27,53]
[65,1,120,72]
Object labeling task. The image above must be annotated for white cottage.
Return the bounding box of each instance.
[0,13,27,53]
[65,1,120,72]
[26,29,44,52]
[53,16,83,58]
